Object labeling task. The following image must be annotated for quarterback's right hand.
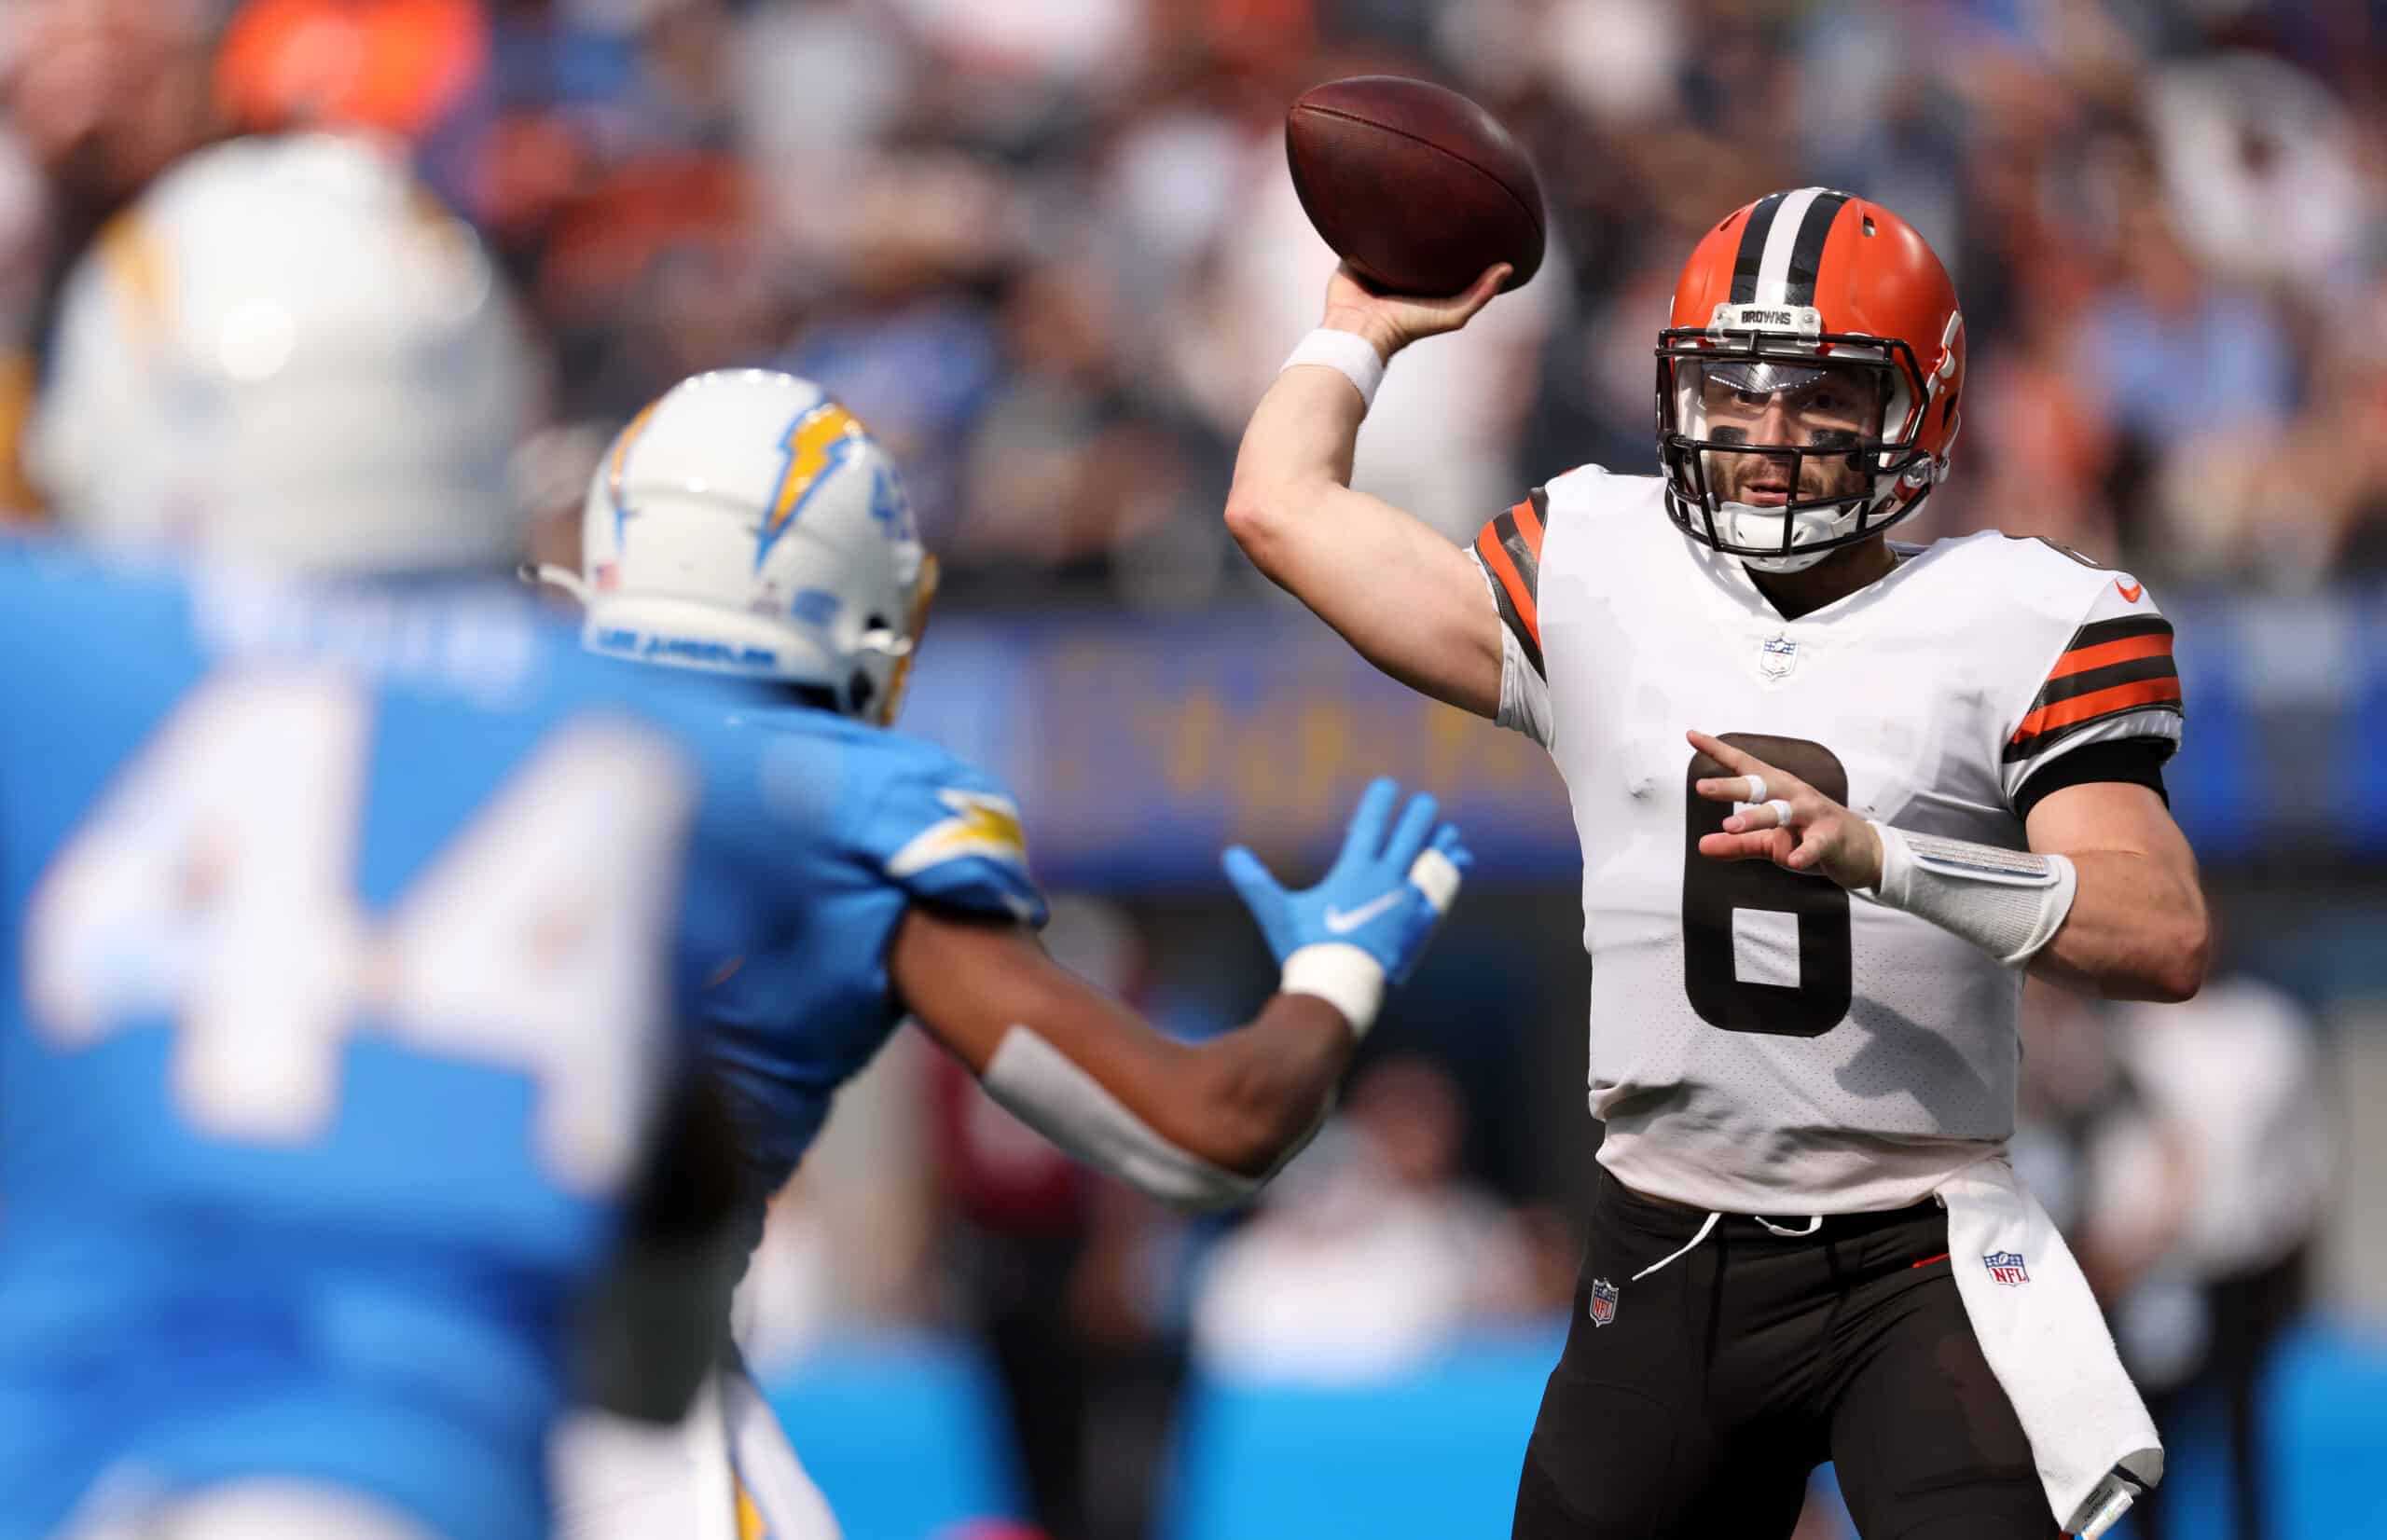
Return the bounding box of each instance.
[1320,261,1511,363]
[1221,778,1469,1033]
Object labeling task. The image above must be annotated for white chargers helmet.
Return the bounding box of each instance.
[562,369,935,724]
[30,133,531,574]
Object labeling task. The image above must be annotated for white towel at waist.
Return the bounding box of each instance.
[1939,1153,2163,1537]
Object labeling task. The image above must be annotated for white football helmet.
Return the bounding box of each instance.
[559,370,934,725]
[30,132,532,574]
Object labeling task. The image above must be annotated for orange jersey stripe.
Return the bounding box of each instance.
[2050,631,2173,680]
[2012,677,2182,741]
[1509,494,1545,552]
[1476,524,1541,646]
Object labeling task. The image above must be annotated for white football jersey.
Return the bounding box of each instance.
[1471,466,2183,1214]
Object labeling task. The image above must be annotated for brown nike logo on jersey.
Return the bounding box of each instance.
[2115,578,2143,603]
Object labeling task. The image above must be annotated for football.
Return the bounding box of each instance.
[1285,76,1545,297]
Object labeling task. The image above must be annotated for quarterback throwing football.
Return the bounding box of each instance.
[1225,189,2205,1539]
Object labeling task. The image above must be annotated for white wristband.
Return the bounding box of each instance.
[1860,821,2079,967]
[1280,942,1388,1038]
[1280,328,1387,409]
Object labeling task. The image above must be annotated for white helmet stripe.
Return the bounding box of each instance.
[1753,186,1826,307]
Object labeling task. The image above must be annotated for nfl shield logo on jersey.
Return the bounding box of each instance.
[1588,1277,1620,1327]
[1982,1251,2030,1286]
[1758,633,1799,680]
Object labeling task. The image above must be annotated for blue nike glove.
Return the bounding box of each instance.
[1221,777,1472,1036]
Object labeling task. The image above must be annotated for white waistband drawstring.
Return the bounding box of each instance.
[1628,1210,1826,1282]
[1757,1215,1823,1237]
[1630,1211,1719,1281]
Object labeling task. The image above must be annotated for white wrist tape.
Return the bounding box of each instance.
[1281,942,1387,1038]
[1407,846,1464,916]
[1280,327,1387,409]
[1860,822,2079,967]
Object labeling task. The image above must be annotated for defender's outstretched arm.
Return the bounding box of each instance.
[891,909,1354,1193]
[890,780,1469,1209]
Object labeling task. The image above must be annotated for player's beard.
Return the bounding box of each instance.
[1708,453,1870,573]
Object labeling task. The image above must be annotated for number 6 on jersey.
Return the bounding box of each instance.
[1680,733,1853,1037]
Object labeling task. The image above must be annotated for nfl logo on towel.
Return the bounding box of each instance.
[1982,1251,2030,1286]
[1758,633,1799,680]
[1588,1277,1620,1327]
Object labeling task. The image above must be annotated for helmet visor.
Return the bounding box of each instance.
[1681,357,1886,450]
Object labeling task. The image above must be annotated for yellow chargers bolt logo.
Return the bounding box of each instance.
[886,791,1029,879]
[766,403,865,536]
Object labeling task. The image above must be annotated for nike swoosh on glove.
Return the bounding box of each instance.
[1221,777,1471,1034]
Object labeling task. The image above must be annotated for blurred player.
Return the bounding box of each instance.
[538,366,1471,1540]
[0,133,779,1540]
[1225,191,2207,1538]
[7,133,1467,1539]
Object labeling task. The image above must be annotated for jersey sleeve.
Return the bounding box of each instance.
[2000,571,2184,812]
[858,736,1049,928]
[1470,488,1554,746]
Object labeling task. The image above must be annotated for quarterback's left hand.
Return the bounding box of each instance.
[1688,729,1884,891]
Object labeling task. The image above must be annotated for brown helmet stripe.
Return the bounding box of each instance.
[1729,191,1787,304]
[1781,189,1851,306]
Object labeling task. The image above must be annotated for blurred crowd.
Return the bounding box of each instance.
[6,0,2387,598]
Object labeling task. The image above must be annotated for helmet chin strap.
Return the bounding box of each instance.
[521,563,590,602]
[1717,500,1842,574]
[1740,550,1833,575]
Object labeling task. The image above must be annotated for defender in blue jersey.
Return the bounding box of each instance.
[13,138,1473,1540]
[541,368,1476,1540]
[0,549,743,1540]
[0,138,943,1540]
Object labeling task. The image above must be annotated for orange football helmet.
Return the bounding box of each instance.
[1656,188,1965,571]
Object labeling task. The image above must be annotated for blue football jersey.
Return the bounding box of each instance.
[0,547,815,1540]
[697,700,1047,1259]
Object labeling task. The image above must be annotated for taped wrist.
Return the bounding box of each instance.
[1858,822,2078,967]
[1280,942,1387,1038]
[1280,327,1387,409]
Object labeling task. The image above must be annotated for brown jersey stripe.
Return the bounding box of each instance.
[1483,503,1544,615]
[1511,487,1548,550]
[2002,701,2184,763]
[2050,629,2173,681]
[2010,612,2180,756]
[2061,615,2172,653]
[2016,676,2183,738]
[2005,680,2184,762]
[1475,516,1545,680]
[2031,653,2178,710]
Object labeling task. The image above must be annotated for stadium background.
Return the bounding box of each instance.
[5,1,2385,1535]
